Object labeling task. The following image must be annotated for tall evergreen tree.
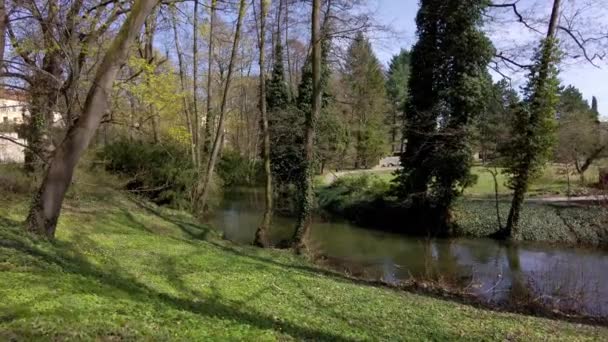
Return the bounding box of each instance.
[393,0,493,234]
[344,32,389,168]
[591,96,599,122]
[386,49,411,153]
[477,80,520,163]
[266,42,291,111]
[268,40,299,206]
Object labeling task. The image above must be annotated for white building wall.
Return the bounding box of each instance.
[0,98,62,125]
[0,132,25,163]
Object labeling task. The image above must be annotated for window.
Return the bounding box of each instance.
[2,116,8,123]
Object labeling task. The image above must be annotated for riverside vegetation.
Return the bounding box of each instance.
[317,173,608,246]
[1,165,607,340]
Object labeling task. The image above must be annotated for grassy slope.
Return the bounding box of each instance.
[0,174,606,340]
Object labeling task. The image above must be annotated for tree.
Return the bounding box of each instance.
[266,42,291,111]
[343,32,389,169]
[195,0,248,212]
[393,0,493,235]
[592,96,599,119]
[477,80,519,163]
[386,49,411,153]
[498,0,562,240]
[203,0,218,164]
[254,0,273,248]
[292,0,321,252]
[26,0,161,237]
[555,87,604,183]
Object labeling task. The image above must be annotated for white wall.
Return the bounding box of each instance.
[0,132,25,163]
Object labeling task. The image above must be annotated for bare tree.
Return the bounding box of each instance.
[196,0,247,212]
[253,0,273,247]
[26,0,160,237]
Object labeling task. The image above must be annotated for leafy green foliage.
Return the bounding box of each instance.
[318,174,608,246]
[269,106,306,190]
[343,33,389,168]
[315,105,349,172]
[475,80,520,163]
[217,150,263,187]
[386,49,411,113]
[394,0,494,228]
[266,42,291,111]
[386,49,411,152]
[502,39,561,189]
[100,140,196,208]
[555,85,604,175]
[0,184,603,340]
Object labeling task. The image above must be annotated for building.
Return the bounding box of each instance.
[0,89,62,163]
[0,132,25,163]
[0,89,62,125]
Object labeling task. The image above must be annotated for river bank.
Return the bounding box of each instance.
[317,174,608,247]
[1,172,607,339]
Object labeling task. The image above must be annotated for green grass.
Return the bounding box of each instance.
[317,173,608,245]
[326,164,601,197]
[1,172,607,340]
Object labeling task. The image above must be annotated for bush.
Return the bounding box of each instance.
[0,163,34,196]
[317,174,390,213]
[317,174,608,246]
[100,140,196,208]
[216,150,263,187]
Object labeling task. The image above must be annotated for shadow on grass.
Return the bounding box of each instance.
[127,196,213,241]
[125,196,379,285]
[0,214,357,341]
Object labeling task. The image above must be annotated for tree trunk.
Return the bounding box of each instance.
[254,0,273,248]
[502,0,561,239]
[202,0,217,164]
[0,0,6,72]
[144,12,159,144]
[192,0,200,165]
[171,6,196,165]
[292,0,321,253]
[196,0,247,212]
[284,0,294,96]
[26,0,160,237]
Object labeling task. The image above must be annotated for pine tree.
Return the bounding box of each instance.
[592,96,599,122]
[266,42,291,111]
[344,32,389,168]
[393,0,493,235]
[386,49,411,153]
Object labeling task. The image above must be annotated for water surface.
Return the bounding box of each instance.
[208,188,608,317]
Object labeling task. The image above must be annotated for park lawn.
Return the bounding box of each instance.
[1,174,607,340]
[335,165,600,198]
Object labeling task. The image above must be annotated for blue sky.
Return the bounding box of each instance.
[371,0,608,118]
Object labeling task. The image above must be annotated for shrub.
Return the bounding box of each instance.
[100,140,196,208]
[0,163,33,196]
[216,150,263,187]
[317,174,390,213]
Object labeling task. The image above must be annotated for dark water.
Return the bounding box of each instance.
[208,188,608,318]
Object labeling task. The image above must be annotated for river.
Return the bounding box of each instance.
[208,188,608,318]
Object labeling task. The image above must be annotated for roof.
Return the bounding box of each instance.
[0,89,27,101]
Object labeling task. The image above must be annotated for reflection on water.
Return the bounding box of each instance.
[208,188,608,317]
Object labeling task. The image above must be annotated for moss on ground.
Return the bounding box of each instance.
[0,176,606,340]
